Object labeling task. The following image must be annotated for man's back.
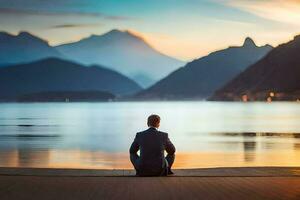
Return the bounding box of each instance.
[130,127,175,176]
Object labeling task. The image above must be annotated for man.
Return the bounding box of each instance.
[130,114,176,176]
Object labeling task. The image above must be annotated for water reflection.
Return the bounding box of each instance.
[17,149,50,167]
[243,138,256,162]
[0,150,18,166]
[2,147,300,169]
[1,102,300,168]
[212,132,300,138]
[0,149,132,169]
[0,134,60,139]
[1,131,300,169]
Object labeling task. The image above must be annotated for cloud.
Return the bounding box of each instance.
[0,8,132,21]
[225,0,300,25]
[49,23,102,29]
[0,0,91,11]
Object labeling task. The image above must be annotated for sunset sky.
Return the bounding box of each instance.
[0,0,300,61]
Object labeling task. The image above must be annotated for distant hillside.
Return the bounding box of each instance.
[0,31,62,65]
[56,29,185,87]
[210,35,300,101]
[0,58,141,101]
[135,38,272,100]
[17,91,115,102]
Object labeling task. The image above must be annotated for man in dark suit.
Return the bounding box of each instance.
[130,114,176,176]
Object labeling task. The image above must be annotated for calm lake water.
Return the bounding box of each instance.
[1,102,300,169]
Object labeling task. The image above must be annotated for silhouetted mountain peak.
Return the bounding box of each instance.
[84,29,148,45]
[17,31,48,43]
[210,34,300,101]
[263,44,273,49]
[0,58,142,99]
[89,29,121,38]
[293,35,300,43]
[18,31,34,37]
[136,36,272,100]
[0,31,62,65]
[0,32,15,41]
[243,37,256,47]
[104,29,135,37]
[105,29,125,35]
[56,29,184,87]
[88,29,144,42]
[0,31,46,43]
[0,31,13,37]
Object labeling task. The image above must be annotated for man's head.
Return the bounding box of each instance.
[147,114,160,128]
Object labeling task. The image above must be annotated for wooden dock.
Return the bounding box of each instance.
[1,167,300,200]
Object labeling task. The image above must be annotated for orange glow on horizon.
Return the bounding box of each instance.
[2,149,300,170]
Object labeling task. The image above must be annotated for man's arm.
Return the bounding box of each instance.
[129,133,139,155]
[130,133,140,171]
[165,133,175,155]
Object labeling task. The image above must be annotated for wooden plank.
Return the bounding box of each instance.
[1,176,300,200]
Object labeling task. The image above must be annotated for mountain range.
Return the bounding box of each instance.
[0,30,184,88]
[55,29,185,87]
[135,37,273,100]
[0,58,141,101]
[1,29,299,102]
[0,32,62,65]
[210,35,300,101]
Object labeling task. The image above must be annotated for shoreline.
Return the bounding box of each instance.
[1,166,300,177]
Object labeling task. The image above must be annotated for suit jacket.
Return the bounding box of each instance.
[129,127,176,176]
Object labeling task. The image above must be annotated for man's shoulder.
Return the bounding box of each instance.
[158,131,168,137]
[137,129,168,136]
[137,129,148,133]
[136,130,147,136]
[158,130,168,134]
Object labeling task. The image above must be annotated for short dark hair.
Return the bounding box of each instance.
[147,114,160,127]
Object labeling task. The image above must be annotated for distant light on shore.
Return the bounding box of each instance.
[267,97,272,102]
[242,95,248,102]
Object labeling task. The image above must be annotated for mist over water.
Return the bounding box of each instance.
[1,102,300,169]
